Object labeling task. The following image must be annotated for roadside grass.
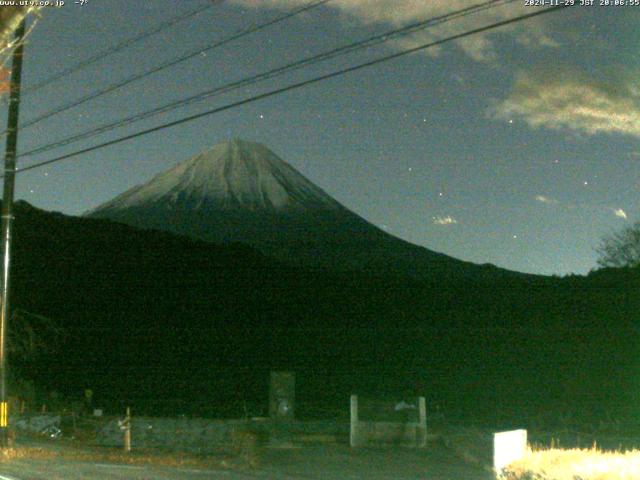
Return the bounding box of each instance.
[500,446,640,480]
[0,446,57,462]
[437,421,640,479]
[0,444,234,469]
[0,430,262,470]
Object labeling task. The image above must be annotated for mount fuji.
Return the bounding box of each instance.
[86,139,515,279]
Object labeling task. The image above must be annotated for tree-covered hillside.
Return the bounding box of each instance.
[7,201,640,426]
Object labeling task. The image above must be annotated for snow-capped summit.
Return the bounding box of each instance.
[86,139,512,279]
[89,138,342,213]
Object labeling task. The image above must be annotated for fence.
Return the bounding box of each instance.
[349,395,427,448]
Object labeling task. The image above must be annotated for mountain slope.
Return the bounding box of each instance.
[9,201,639,421]
[91,139,343,213]
[86,139,522,279]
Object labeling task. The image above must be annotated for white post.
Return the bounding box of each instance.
[123,407,131,453]
[494,429,527,472]
[350,395,358,448]
[418,397,427,448]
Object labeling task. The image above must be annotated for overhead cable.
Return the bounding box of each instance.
[13,4,570,176]
[14,0,331,134]
[22,1,223,96]
[21,0,511,158]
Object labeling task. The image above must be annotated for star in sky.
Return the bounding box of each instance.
[12,1,638,275]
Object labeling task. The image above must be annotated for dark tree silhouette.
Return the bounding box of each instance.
[9,309,63,361]
[597,221,640,268]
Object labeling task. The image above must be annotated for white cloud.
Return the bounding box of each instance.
[533,194,628,220]
[537,35,560,48]
[432,215,458,225]
[535,195,557,205]
[614,208,627,220]
[228,1,559,61]
[516,32,560,49]
[492,68,640,137]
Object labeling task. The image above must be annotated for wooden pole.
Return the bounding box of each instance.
[123,407,131,453]
[0,18,25,448]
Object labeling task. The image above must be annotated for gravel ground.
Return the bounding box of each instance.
[257,444,495,479]
[0,442,495,480]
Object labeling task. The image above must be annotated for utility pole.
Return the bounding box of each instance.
[0,19,26,447]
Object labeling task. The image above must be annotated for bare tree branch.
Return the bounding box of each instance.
[596,221,640,268]
[0,6,38,51]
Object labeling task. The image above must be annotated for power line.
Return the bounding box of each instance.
[13,4,570,177]
[21,0,512,159]
[22,1,223,96]
[13,0,331,134]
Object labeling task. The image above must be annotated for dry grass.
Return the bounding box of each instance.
[501,446,640,480]
[0,421,268,472]
[0,447,57,462]
[0,437,262,471]
[0,444,226,468]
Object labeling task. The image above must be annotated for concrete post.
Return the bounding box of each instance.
[494,429,527,472]
[350,395,358,448]
[418,396,427,448]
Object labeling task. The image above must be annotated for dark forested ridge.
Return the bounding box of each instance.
[7,201,640,425]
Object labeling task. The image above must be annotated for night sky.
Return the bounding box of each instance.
[3,0,639,275]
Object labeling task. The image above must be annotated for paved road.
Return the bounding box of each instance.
[0,460,249,479]
[258,444,496,480]
[0,444,496,479]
